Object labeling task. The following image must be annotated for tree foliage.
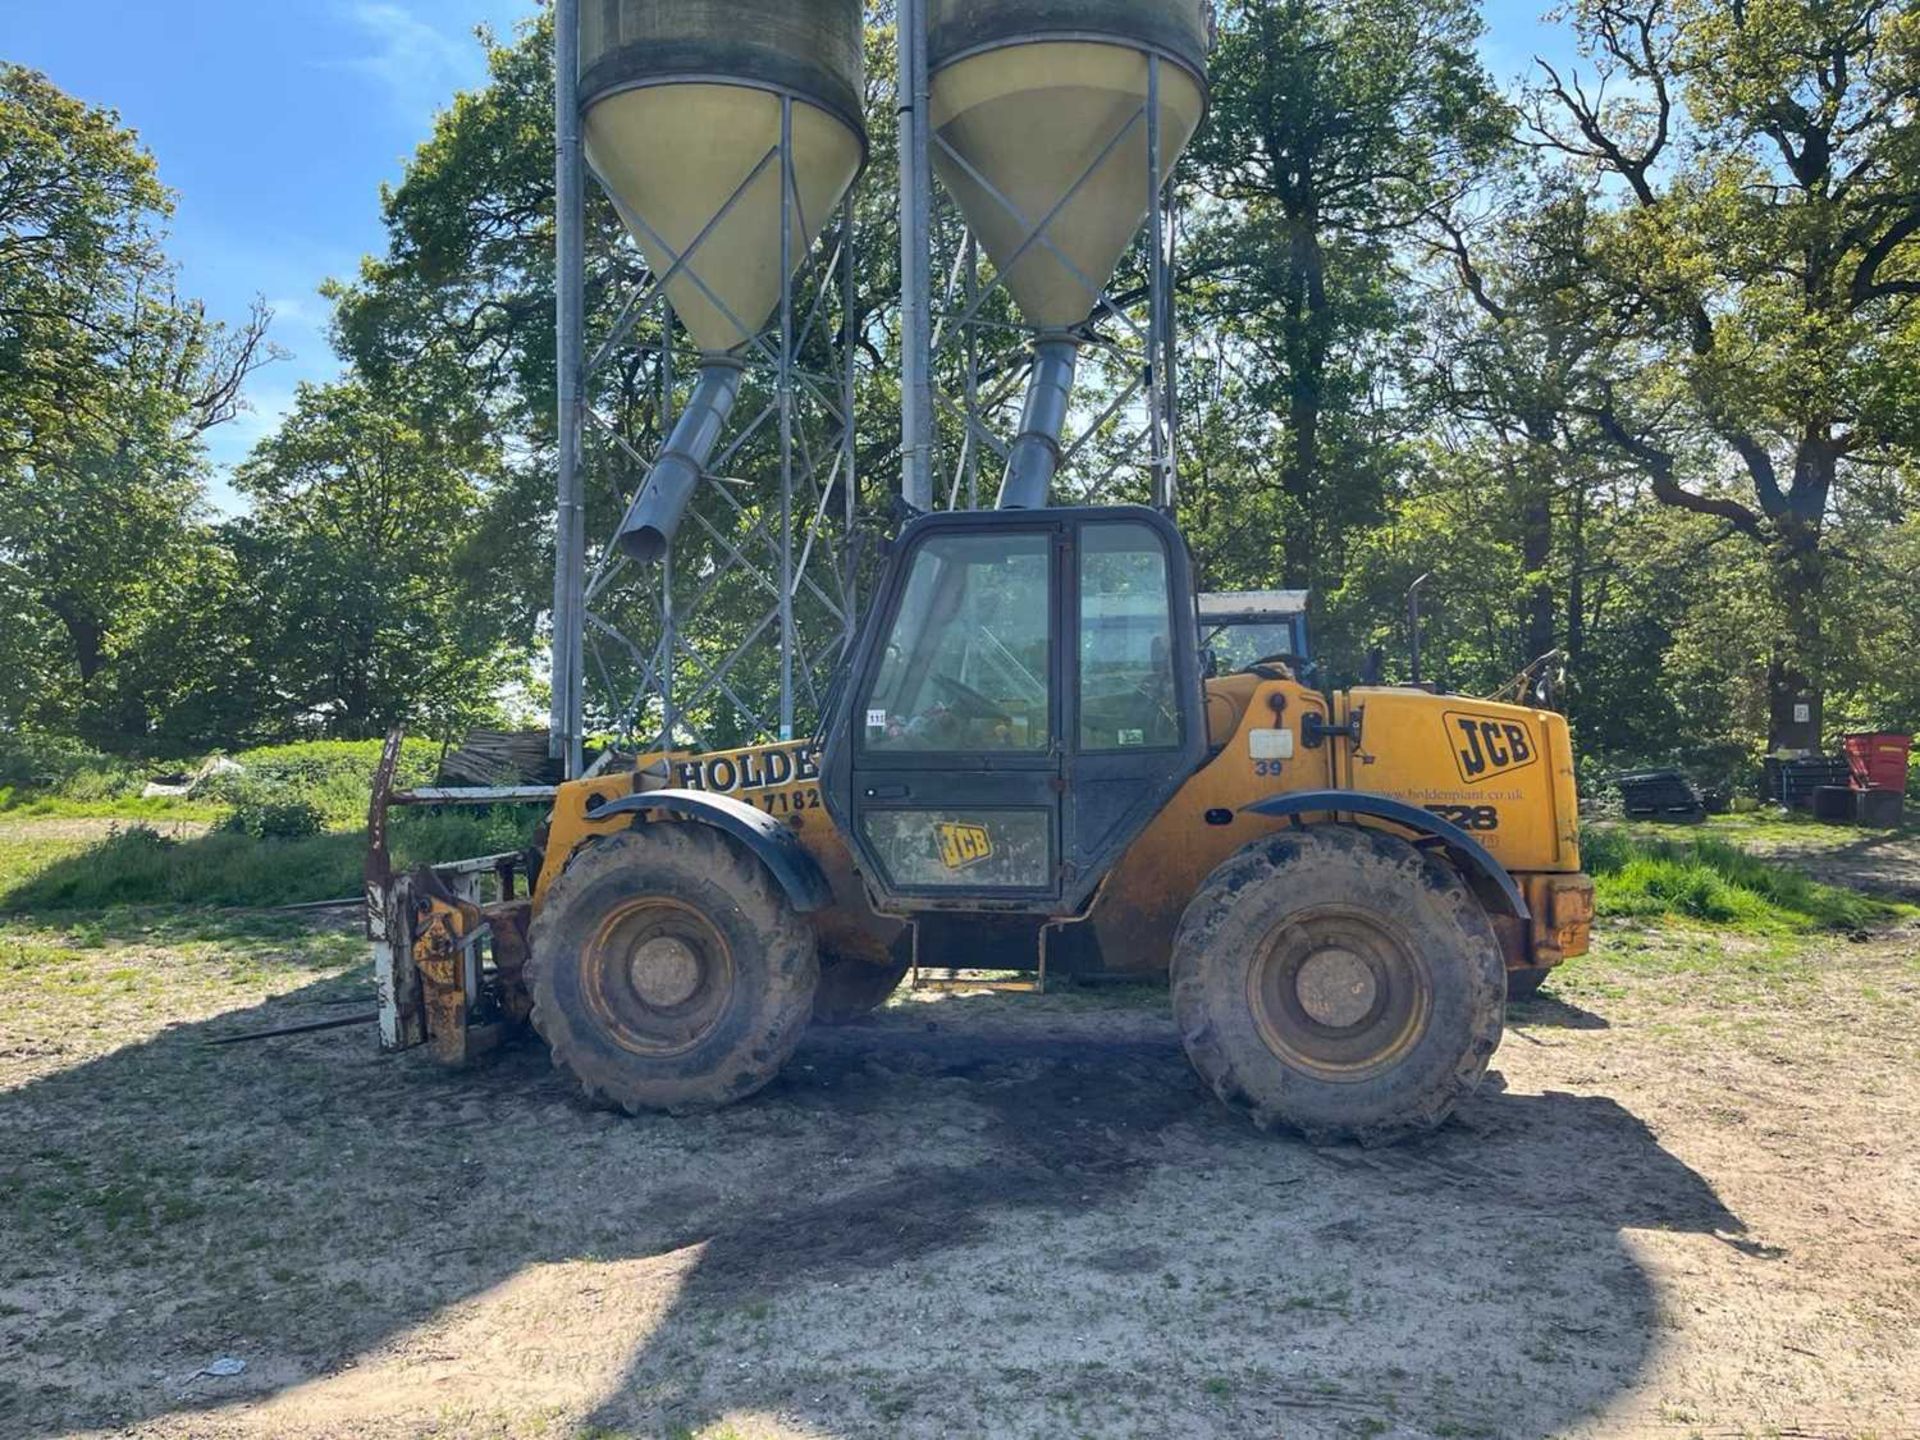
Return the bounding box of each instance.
[0,64,272,743]
[231,382,523,741]
[4,1,1918,787]
[1521,0,1920,745]
[1185,0,1510,591]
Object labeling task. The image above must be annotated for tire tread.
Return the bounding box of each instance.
[1170,824,1504,1145]
[526,824,817,1113]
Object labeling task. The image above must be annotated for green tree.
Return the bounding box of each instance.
[1422,176,1611,677]
[0,64,271,738]
[1526,0,1920,751]
[91,530,275,752]
[233,382,518,741]
[1184,0,1510,592]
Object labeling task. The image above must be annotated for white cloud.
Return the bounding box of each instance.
[263,292,329,332]
[331,1,491,119]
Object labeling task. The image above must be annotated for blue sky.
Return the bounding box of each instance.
[2,0,1576,510]
[2,0,541,504]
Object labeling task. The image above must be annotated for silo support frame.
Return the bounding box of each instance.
[898,0,936,513]
[912,51,1186,516]
[553,67,862,761]
[552,0,586,774]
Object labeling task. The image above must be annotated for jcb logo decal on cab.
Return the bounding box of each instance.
[1445,712,1537,784]
[936,822,994,871]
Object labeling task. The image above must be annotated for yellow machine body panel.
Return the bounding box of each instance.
[535,740,902,967]
[534,677,1589,981]
[1333,687,1582,872]
[1083,677,1585,974]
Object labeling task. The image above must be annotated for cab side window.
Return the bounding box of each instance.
[861,532,1052,752]
[1079,522,1179,751]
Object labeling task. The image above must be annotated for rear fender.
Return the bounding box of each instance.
[587,789,833,913]
[1240,790,1530,921]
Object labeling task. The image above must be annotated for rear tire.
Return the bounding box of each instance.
[1171,826,1505,1144]
[527,825,818,1113]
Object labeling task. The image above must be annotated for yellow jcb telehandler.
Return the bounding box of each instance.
[369,504,1592,1143]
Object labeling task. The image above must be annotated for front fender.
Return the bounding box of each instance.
[590,789,834,913]
[1240,790,1530,921]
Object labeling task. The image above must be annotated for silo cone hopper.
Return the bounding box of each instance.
[579,0,868,563]
[927,0,1211,509]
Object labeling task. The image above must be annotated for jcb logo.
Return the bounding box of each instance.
[1446,712,1538,785]
[935,822,995,871]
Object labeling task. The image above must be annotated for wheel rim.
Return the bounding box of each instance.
[582,897,734,1057]
[1246,904,1432,1082]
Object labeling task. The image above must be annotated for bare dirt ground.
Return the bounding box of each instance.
[0,827,1917,1438]
[0,817,213,844]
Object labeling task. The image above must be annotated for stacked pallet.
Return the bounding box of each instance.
[1611,770,1705,824]
[435,731,565,789]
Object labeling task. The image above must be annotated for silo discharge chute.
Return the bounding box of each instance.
[578,0,868,563]
[927,0,1211,509]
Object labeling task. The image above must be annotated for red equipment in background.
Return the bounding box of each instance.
[1844,733,1913,794]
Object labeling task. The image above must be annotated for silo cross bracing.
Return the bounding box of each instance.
[926,0,1211,509]
[578,0,868,563]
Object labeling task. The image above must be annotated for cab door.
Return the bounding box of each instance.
[1066,515,1207,889]
[839,516,1062,904]
[825,507,1205,917]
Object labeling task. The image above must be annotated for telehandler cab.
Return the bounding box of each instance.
[370,503,1593,1143]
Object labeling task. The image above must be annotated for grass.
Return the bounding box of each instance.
[0,736,445,826]
[1698,808,1920,846]
[1583,825,1912,933]
[0,810,540,913]
[0,736,518,912]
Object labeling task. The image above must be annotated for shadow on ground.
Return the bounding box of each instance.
[1506,990,1611,1030]
[0,979,1746,1439]
[1755,827,1920,902]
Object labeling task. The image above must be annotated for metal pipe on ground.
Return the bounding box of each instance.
[996,336,1079,510]
[615,360,746,564]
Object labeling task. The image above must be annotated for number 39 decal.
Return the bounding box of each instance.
[1426,804,1500,832]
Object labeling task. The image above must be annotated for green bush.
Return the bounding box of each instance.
[208,740,442,824]
[0,732,143,798]
[220,789,327,840]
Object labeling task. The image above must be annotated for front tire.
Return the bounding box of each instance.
[527,825,818,1113]
[1171,826,1505,1144]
